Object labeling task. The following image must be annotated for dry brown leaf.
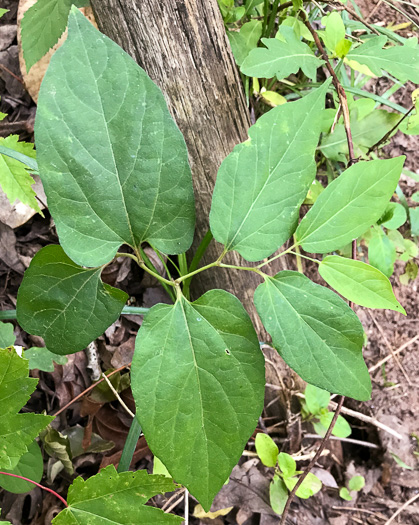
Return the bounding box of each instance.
[17,0,97,103]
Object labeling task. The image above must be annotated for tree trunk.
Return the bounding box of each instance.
[90,0,284,334]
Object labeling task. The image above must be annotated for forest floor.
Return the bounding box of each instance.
[0,0,418,524]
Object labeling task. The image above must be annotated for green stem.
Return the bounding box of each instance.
[175,260,220,284]
[138,246,176,300]
[0,305,150,321]
[262,0,269,37]
[265,0,281,37]
[117,417,142,473]
[178,253,188,277]
[219,263,267,278]
[256,243,297,268]
[293,244,304,273]
[116,252,139,263]
[182,231,214,298]
[289,250,319,265]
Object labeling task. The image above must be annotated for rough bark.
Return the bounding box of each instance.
[90,0,285,334]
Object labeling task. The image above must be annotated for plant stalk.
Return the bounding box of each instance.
[0,472,68,507]
[117,417,142,473]
[279,396,345,523]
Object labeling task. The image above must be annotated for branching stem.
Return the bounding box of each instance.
[302,15,356,165]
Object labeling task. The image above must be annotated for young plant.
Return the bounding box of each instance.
[302,384,352,438]
[339,474,365,501]
[1,1,414,516]
[255,433,322,515]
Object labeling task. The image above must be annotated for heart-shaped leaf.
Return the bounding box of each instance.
[17,245,127,355]
[131,290,265,510]
[35,8,195,267]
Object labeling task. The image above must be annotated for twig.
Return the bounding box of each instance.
[327,398,403,440]
[367,310,411,384]
[326,1,381,35]
[365,0,383,21]
[280,14,360,524]
[184,489,189,524]
[369,334,419,373]
[162,488,185,512]
[52,365,129,417]
[295,392,403,439]
[0,63,25,84]
[163,489,186,514]
[101,372,135,418]
[367,106,415,154]
[385,492,419,525]
[0,472,67,507]
[303,433,379,449]
[302,16,356,165]
[280,396,345,524]
[332,506,385,519]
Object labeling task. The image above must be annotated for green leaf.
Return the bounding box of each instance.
[0,135,41,214]
[52,465,182,525]
[24,347,68,372]
[319,110,400,163]
[210,81,330,261]
[278,453,297,479]
[284,472,322,499]
[319,256,405,314]
[348,475,365,491]
[319,412,352,438]
[270,475,288,515]
[240,26,324,80]
[280,17,314,42]
[379,202,407,230]
[320,12,345,53]
[153,457,171,478]
[339,486,352,501]
[0,143,38,173]
[399,239,418,261]
[0,322,15,348]
[410,207,419,236]
[17,245,128,355]
[255,433,278,467]
[304,384,330,415]
[390,452,413,470]
[335,38,352,58]
[0,441,43,494]
[254,271,371,400]
[295,158,405,253]
[346,37,419,83]
[228,20,262,66]
[35,8,195,268]
[131,290,265,510]
[0,347,53,470]
[260,89,287,107]
[399,261,418,285]
[368,232,396,277]
[412,192,419,203]
[0,8,9,18]
[20,0,89,71]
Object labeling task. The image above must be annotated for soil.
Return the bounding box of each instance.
[0,1,418,524]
